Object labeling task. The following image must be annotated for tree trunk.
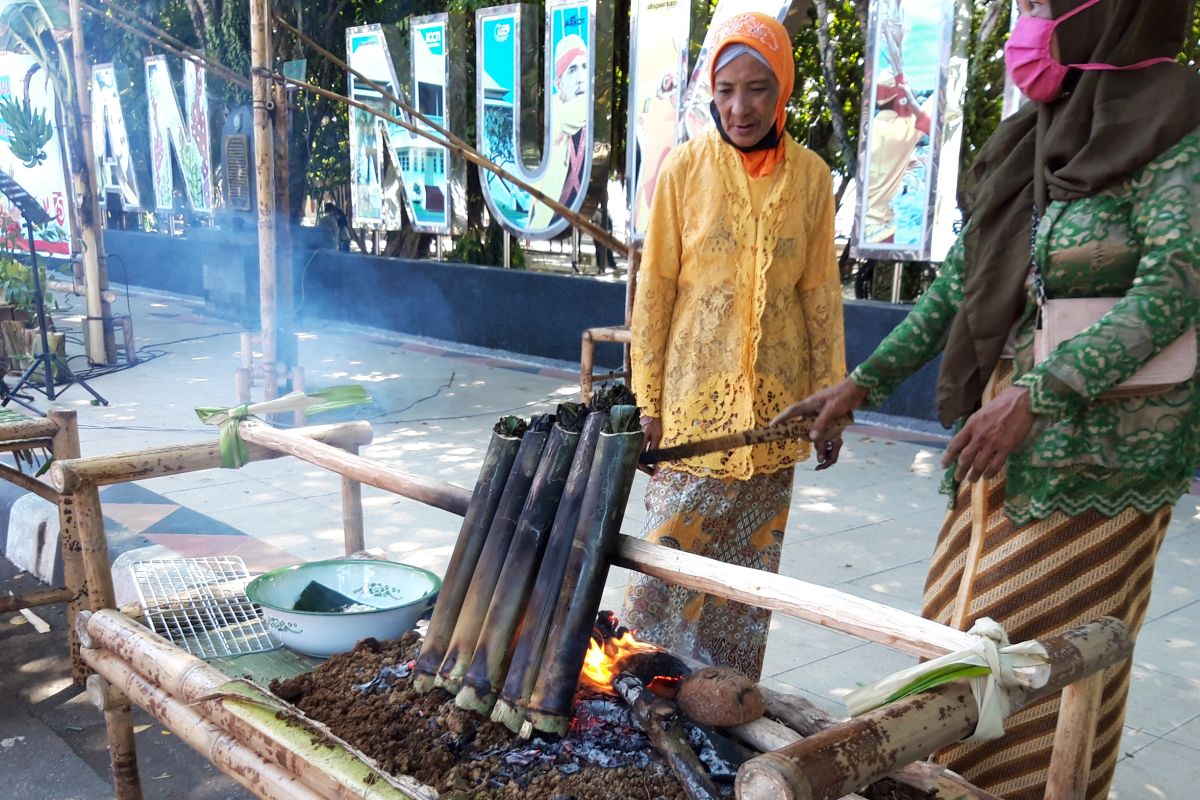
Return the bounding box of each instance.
[812,0,856,179]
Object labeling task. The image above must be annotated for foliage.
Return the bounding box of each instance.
[448,221,525,268]
[790,1,865,176]
[0,94,52,167]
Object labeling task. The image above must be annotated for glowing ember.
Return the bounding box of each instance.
[579,630,665,692]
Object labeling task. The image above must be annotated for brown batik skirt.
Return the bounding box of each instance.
[926,363,1173,799]
[620,466,793,682]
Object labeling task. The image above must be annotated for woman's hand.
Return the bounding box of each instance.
[638,415,663,475]
[772,379,869,444]
[942,386,1035,483]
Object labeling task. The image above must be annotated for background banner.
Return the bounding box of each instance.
[144,55,213,214]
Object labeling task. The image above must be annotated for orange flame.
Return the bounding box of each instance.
[579,630,665,692]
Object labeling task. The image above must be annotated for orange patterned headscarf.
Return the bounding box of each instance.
[709,12,795,178]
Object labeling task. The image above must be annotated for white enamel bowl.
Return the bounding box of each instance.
[246,559,441,658]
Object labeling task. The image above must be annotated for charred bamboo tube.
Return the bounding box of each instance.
[456,409,585,715]
[639,415,853,466]
[735,617,1133,800]
[436,417,553,693]
[0,586,74,612]
[614,673,720,800]
[525,410,643,736]
[492,411,608,732]
[412,417,525,693]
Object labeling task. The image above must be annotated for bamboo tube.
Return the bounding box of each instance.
[340,444,366,555]
[238,420,471,516]
[0,586,73,612]
[525,411,643,736]
[0,417,60,440]
[436,417,553,693]
[639,415,853,466]
[0,461,57,501]
[412,417,525,693]
[492,410,608,731]
[457,409,585,715]
[1045,671,1104,800]
[82,647,324,800]
[81,610,438,799]
[50,421,374,492]
[49,409,87,683]
[734,617,1134,800]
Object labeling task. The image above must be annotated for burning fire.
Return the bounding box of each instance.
[579,629,666,692]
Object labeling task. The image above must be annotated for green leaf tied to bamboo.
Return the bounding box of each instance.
[195,385,371,468]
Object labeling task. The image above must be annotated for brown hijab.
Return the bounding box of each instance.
[935,0,1200,427]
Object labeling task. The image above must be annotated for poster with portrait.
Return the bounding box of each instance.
[92,64,142,211]
[852,0,968,262]
[144,56,213,214]
[0,53,71,256]
[347,25,409,230]
[625,0,690,240]
[476,0,596,240]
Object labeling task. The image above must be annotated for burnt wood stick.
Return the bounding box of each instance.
[613,674,721,800]
[435,421,552,693]
[735,617,1133,800]
[492,411,608,732]
[638,415,853,465]
[525,424,643,736]
[412,421,524,693]
[456,422,582,715]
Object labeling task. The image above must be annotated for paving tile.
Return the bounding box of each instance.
[159,480,308,516]
[1124,663,1200,737]
[769,642,918,708]
[1108,735,1199,798]
[1134,615,1200,682]
[101,502,180,534]
[143,533,245,559]
[1162,713,1200,751]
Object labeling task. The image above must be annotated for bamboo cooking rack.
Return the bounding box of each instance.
[25,417,1131,800]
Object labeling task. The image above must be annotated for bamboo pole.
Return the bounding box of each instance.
[250,0,278,397]
[82,609,437,799]
[639,415,853,466]
[457,414,582,715]
[413,420,524,693]
[340,445,365,556]
[525,421,643,736]
[0,586,73,612]
[69,0,116,365]
[49,410,88,682]
[492,411,607,731]
[0,461,57,501]
[274,78,296,379]
[49,421,373,492]
[437,420,552,693]
[734,617,1134,800]
[237,420,470,516]
[1045,671,1105,800]
[83,646,324,800]
[613,534,980,662]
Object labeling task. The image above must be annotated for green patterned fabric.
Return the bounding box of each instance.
[852,130,1200,525]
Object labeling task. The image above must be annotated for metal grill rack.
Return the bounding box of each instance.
[128,556,279,659]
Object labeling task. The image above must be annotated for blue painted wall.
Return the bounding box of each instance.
[104,230,942,424]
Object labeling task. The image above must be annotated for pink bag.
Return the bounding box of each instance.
[1034,298,1196,399]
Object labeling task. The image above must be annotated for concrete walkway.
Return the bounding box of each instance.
[0,286,1196,798]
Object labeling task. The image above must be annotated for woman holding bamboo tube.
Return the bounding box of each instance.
[775,1,1200,797]
[622,12,846,682]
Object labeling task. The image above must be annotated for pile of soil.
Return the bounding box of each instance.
[271,635,707,799]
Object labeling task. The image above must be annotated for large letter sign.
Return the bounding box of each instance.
[476,1,599,239]
[91,64,141,211]
[144,56,213,214]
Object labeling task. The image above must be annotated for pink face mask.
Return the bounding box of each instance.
[1005,0,1175,104]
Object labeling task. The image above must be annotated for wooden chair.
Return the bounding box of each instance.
[579,247,640,401]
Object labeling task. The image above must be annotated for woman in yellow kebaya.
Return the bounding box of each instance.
[621,12,845,680]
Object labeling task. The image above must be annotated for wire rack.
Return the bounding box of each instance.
[128,556,280,659]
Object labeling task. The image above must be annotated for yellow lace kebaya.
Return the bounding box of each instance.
[631,129,845,480]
